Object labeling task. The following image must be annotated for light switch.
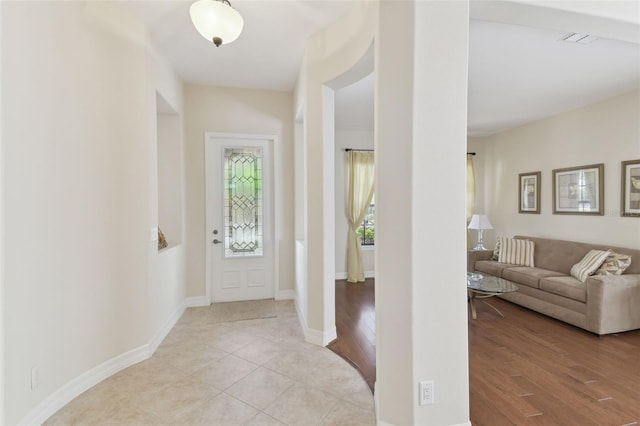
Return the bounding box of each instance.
[150,227,158,241]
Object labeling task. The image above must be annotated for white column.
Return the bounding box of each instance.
[376,1,470,424]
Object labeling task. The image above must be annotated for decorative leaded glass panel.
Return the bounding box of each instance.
[223,147,263,258]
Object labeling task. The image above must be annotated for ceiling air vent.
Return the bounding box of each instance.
[560,33,598,44]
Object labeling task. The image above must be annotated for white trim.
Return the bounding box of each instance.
[335,271,375,280]
[18,345,148,426]
[293,288,336,346]
[204,133,281,304]
[294,297,308,331]
[275,289,295,300]
[305,326,337,346]
[374,382,380,426]
[148,301,186,355]
[0,3,5,421]
[185,296,209,307]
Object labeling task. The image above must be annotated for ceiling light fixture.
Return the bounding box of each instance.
[190,0,244,47]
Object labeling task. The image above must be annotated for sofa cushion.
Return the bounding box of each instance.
[474,260,517,278]
[498,237,535,267]
[595,251,632,276]
[502,267,566,289]
[539,276,587,303]
[570,250,611,282]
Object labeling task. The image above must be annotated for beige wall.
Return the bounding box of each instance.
[334,130,375,278]
[1,1,185,423]
[469,90,640,250]
[183,85,294,299]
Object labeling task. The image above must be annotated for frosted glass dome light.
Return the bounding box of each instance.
[190,0,244,47]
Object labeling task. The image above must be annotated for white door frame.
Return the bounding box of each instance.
[204,132,281,304]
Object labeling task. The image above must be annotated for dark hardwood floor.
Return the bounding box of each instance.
[329,279,640,424]
[327,278,376,391]
[470,297,640,425]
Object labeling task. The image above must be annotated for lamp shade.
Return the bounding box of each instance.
[468,214,493,230]
[190,0,244,47]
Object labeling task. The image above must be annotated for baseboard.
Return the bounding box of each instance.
[275,289,295,300]
[148,301,187,355]
[185,296,209,307]
[298,316,336,346]
[335,271,375,280]
[293,294,337,346]
[293,299,331,345]
[306,326,337,346]
[19,296,199,425]
[18,345,148,426]
[374,381,380,425]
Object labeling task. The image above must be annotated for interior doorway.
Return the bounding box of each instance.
[328,57,376,389]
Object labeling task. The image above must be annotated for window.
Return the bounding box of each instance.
[356,194,375,246]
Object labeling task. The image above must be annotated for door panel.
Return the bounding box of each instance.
[206,135,274,302]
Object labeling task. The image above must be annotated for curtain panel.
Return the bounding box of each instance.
[466,154,476,249]
[347,151,375,283]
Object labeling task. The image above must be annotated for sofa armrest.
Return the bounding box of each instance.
[586,274,640,335]
[467,250,493,272]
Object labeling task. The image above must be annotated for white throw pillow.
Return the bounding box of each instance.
[497,237,535,267]
[570,250,611,282]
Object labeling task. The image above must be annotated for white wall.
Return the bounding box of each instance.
[334,130,375,278]
[469,90,640,250]
[183,85,294,300]
[375,1,470,423]
[1,1,185,423]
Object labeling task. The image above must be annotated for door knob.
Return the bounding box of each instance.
[213,239,222,244]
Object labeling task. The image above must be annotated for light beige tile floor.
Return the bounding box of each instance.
[45,300,375,426]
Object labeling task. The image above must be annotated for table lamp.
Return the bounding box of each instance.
[468,214,493,250]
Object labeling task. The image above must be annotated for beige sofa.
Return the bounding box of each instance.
[467,235,640,335]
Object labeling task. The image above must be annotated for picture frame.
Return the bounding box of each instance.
[519,171,541,214]
[552,163,604,215]
[621,159,640,217]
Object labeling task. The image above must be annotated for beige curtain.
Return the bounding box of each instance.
[347,151,375,283]
[466,154,476,249]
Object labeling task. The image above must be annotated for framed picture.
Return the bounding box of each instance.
[621,159,640,217]
[519,171,541,214]
[552,163,604,215]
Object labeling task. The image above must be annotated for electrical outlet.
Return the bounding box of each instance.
[419,380,434,405]
[31,365,41,390]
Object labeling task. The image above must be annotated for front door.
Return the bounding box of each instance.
[206,134,274,302]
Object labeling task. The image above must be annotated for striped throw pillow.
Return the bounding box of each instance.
[595,252,632,276]
[497,237,535,267]
[570,250,611,282]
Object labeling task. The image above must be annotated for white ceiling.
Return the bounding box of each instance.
[120,0,354,91]
[120,0,640,136]
[468,19,640,136]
